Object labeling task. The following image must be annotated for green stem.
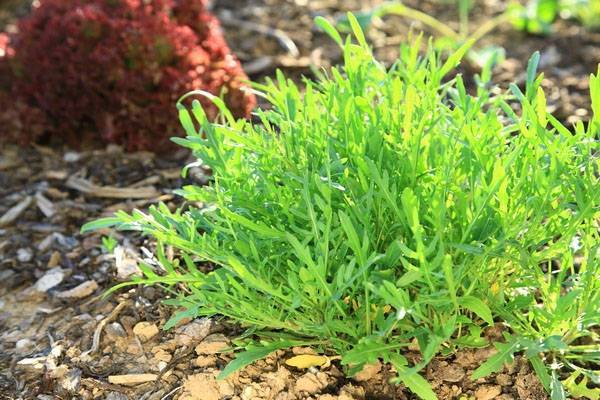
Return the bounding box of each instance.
[466,12,511,44]
[378,3,512,48]
[377,3,460,41]
[459,0,470,38]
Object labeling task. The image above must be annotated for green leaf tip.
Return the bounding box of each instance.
[314,16,343,46]
[80,217,121,233]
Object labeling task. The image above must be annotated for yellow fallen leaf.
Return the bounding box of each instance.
[285,354,329,369]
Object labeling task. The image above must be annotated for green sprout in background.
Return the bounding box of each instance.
[511,0,600,34]
[84,13,600,400]
[101,235,118,253]
[336,0,600,69]
[335,1,509,71]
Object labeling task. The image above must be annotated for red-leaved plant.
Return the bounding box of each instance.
[0,0,255,151]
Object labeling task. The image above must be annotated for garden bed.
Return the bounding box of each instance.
[1,1,598,399]
[0,143,549,400]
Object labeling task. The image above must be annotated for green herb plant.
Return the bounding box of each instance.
[336,1,484,43]
[101,235,118,253]
[565,0,600,29]
[83,15,600,400]
[335,1,508,70]
[511,0,600,33]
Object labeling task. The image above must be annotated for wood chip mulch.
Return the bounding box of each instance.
[2,0,598,399]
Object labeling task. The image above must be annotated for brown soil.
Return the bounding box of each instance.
[2,0,597,399]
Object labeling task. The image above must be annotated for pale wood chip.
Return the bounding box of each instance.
[56,280,98,299]
[45,187,69,199]
[65,176,160,199]
[47,251,61,268]
[103,194,174,213]
[45,170,68,180]
[35,192,57,218]
[107,374,158,386]
[0,196,33,227]
[159,168,183,179]
[130,175,160,188]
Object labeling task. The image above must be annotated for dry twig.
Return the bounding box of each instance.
[66,176,160,199]
[82,300,132,356]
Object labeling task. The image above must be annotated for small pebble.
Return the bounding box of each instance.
[475,384,502,400]
[17,248,33,262]
[194,334,229,355]
[105,393,128,400]
[106,392,129,400]
[105,322,128,340]
[15,338,33,353]
[133,322,159,342]
[63,152,81,163]
[33,267,65,292]
[175,318,212,346]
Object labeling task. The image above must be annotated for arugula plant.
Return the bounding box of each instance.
[509,0,560,34]
[511,0,600,33]
[561,0,600,29]
[83,15,600,399]
[335,1,508,69]
[101,235,118,253]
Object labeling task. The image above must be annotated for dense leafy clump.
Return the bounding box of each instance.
[0,0,255,151]
[511,0,600,34]
[85,16,600,399]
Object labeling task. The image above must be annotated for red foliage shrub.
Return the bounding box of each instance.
[0,0,255,152]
